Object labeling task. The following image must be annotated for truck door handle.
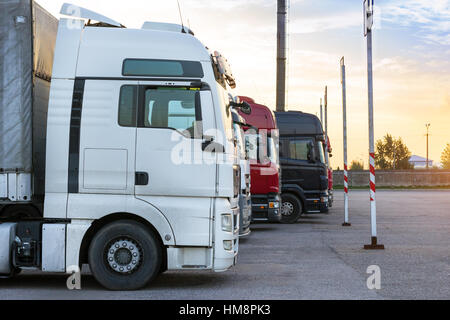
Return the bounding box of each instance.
[135,172,149,186]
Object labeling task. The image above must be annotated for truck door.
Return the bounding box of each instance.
[77,81,137,196]
[134,83,217,246]
[280,137,321,191]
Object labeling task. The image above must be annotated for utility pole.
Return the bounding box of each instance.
[320,98,323,125]
[393,146,396,170]
[341,57,351,227]
[363,0,384,250]
[426,123,431,169]
[324,86,328,141]
[324,86,329,168]
[276,0,288,112]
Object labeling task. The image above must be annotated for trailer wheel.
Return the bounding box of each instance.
[88,220,162,290]
[280,194,302,224]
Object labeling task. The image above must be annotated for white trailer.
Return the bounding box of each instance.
[0,2,241,290]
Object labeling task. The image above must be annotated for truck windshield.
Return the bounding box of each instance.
[233,123,246,160]
[317,141,326,164]
[245,133,277,165]
[245,133,258,161]
[268,137,278,165]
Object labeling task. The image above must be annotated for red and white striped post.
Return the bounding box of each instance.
[341,57,351,227]
[364,0,384,249]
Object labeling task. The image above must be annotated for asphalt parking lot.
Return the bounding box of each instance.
[1,190,449,300]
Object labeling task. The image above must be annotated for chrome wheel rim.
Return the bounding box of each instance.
[281,202,294,216]
[106,238,142,274]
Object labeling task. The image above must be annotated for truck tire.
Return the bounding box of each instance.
[88,220,162,290]
[280,193,302,224]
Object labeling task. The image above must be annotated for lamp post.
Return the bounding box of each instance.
[320,98,323,125]
[276,0,288,112]
[341,57,351,227]
[426,124,431,169]
[363,0,384,250]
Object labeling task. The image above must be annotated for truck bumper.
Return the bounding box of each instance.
[213,204,239,272]
[305,191,329,214]
[169,201,239,273]
[328,190,334,208]
[250,194,281,222]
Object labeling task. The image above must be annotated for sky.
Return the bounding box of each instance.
[36,0,450,169]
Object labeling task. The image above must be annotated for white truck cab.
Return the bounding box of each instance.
[231,106,252,237]
[0,2,240,290]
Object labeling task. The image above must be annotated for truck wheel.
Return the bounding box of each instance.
[88,220,162,290]
[280,194,302,224]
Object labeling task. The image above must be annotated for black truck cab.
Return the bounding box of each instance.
[275,111,329,223]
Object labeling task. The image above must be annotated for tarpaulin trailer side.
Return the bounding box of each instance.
[0,0,58,203]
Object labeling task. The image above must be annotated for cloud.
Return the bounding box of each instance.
[289,11,362,34]
[379,0,450,45]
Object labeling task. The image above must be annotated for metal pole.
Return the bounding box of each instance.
[341,57,351,227]
[364,0,383,249]
[324,86,328,141]
[324,86,329,167]
[320,98,323,125]
[426,124,430,169]
[393,146,396,170]
[276,0,288,112]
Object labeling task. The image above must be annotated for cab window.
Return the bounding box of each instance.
[140,88,202,139]
[118,85,137,127]
[123,59,204,78]
[289,139,312,161]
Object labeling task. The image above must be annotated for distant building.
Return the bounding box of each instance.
[409,155,433,169]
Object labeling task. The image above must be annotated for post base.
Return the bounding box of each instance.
[342,222,352,227]
[364,237,385,250]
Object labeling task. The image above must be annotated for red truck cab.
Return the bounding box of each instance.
[237,97,281,222]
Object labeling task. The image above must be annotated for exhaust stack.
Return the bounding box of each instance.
[276,0,288,112]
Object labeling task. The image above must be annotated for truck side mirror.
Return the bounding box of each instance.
[229,101,252,115]
[240,101,252,115]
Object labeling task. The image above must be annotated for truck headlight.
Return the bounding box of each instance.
[221,214,233,232]
[269,201,280,209]
[223,240,233,251]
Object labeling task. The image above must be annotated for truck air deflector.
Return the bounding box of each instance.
[68,79,85,194]
[60,3,123,28]
[141,22,194,36]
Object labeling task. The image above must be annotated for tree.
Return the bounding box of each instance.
[441,143,450,169]
[350,160,364,171]
[375,134,413,170]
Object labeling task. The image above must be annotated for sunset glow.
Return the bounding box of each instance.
[37,0,450,169]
